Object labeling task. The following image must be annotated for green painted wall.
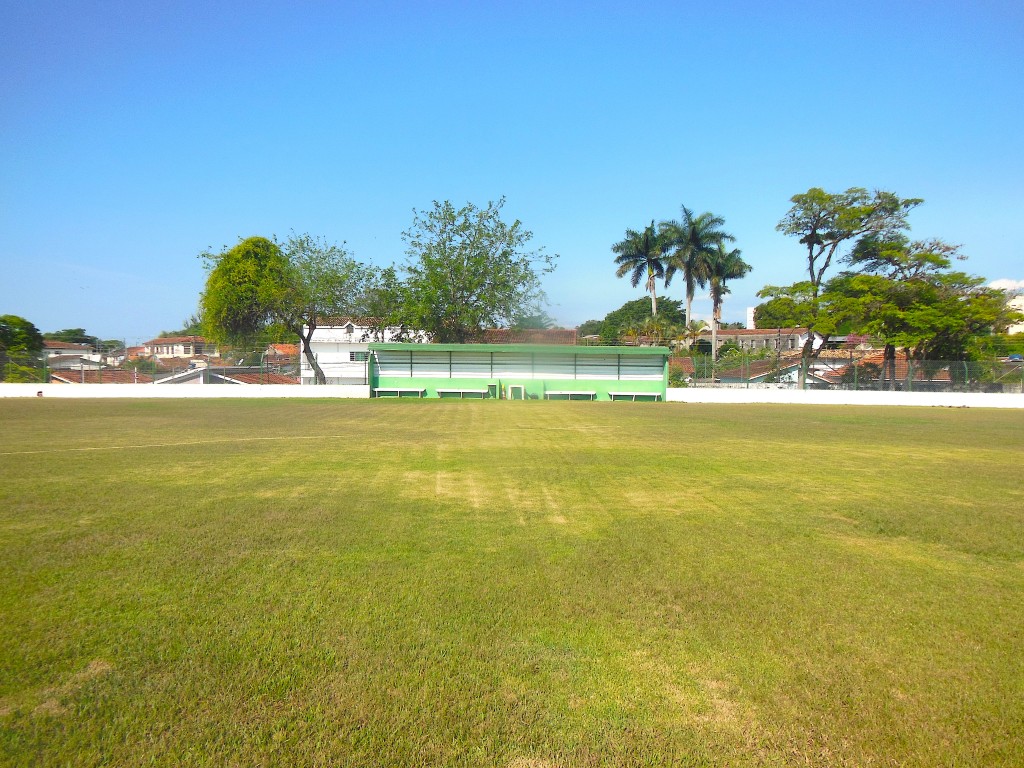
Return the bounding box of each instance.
[368,344,668,401]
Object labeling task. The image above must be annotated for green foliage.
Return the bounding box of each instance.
[124,358,160,374]
[772,187,922,388]
[577,319,603,336]
[974,333,1024,358]
[1,315,44,357]
[598,298,685,342]
[1,315,44,382]
[660,206,735,324]
[511,310,555,330]
[200,233,374,383]
[42,327,96,345]
[824,235,1017,362]
[200,237,293,343]
[277,232,375,333]
[3,363,44,382]
[612,221,666,316]
[754,283,817,329]
[777,187,922,296]
[159,313,204,338]
[399,198,556,343]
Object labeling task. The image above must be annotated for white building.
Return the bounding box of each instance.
[42,340,103,370]
[142,336,219,359]
[300,319,423,385]
[1008,295,1024,335]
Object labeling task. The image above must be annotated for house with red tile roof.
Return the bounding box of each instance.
[820,351,953,390]
[263,343,299,363]
[50,370,154,384]
[142,336,219,359]
[479,328,578,345]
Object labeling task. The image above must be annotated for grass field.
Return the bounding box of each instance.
[1,399,1023,767]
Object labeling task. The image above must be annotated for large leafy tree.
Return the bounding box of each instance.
[660,206,734,326]
[276,233,375,381]
[613,222,666,317]
[706,244,752,359]
[200,234,374,384]
[398,198,556,343]
[753,290,816,330]
[773,187,922,387]
[828,237,1019,387]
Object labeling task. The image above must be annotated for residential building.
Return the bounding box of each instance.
[1008,295,1024,335]
[300,319,423,385]
[695,327,824,354]
[142,336,219,359]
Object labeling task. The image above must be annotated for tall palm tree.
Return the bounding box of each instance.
[660,207,735,326]
[613,221,666,316]
[707,243,752,359]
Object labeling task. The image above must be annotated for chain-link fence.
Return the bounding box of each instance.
[672,353,1024,393]
[1,355,300,385]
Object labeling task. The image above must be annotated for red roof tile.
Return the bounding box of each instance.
[44,340,92,350]
[50,370,154,384]
[480,328,578,345]
[225,372,299,385]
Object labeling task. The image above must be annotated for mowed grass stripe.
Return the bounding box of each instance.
[1,399,1022,767]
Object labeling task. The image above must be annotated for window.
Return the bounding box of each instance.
[350,351,368,362]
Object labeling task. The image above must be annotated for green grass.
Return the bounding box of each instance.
[1,399,1023,767]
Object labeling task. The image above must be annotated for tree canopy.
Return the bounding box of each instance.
[200,234,374,383]
[1,315,44,382]
[772,187,923,387]
[776,188,922,298]
[825,237,1018,381]
[200,237,293,342]
[612,222,665,317]
[397,198,556,343]
[594,297,685,343]
[660,206,735,325]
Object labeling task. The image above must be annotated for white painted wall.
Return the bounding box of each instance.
[0,384,370,399]
[3,384,1022,408]
[301,323,430,384]
[665,387,1024,409]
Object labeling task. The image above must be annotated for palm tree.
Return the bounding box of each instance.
[640,315,669,345]
[619,320,644,345]
[707,243,752,359]
[682,318,709,349]
[613,222,666,316]
[660,207,735,326]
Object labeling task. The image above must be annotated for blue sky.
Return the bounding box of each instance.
[2,0,1022,344]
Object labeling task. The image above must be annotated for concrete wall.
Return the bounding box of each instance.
[4,383,1021,408]
[0,384,370,399]
[665,387,1024,409]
